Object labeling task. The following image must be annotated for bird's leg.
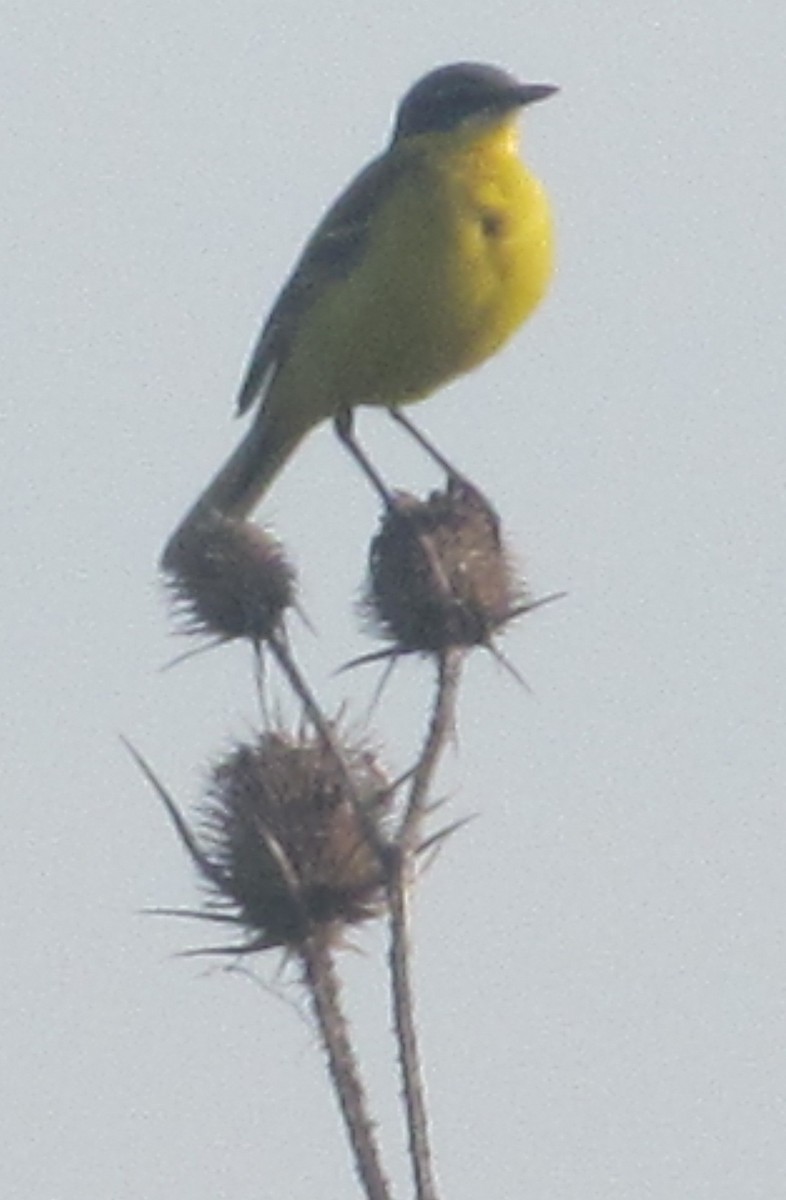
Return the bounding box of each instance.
[333,410,394,507]
[386,407,503,607]
[334,412,457,604]
[387,408,474,487]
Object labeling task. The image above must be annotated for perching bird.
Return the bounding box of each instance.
[175,62,556,533]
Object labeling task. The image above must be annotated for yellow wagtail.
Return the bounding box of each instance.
[180,62,556,527]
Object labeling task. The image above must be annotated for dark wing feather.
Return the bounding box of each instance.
[235,151,405,416]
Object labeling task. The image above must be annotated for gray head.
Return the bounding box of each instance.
[393,62,558,141]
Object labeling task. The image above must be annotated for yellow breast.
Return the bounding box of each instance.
[355,124,554,403]
[278,119,554,415]
[429,130,554,378]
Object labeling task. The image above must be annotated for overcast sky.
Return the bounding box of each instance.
[4,3,785,1198]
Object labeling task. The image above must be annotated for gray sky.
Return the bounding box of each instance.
[4,2,785,1198]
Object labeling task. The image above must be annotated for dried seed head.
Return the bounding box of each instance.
[364,480,527,654]
[196,731,391,951]
[163,515,296,643]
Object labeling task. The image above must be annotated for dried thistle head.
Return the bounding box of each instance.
[363,480,528,655]
[194,730,391,952]
[163,514,296,643]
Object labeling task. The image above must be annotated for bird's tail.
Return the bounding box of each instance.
[161,404,311,571]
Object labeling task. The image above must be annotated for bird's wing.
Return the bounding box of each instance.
[235,151,407,417]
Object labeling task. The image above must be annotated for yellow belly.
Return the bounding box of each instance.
[273,132,554,420]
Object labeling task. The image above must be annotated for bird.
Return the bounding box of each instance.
[171,62,557,538]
